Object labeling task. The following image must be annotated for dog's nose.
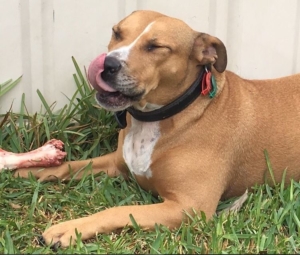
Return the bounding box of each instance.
[103,56,121,76]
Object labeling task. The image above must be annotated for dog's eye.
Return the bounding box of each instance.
[146,44,160,52]
[112,29,121,41]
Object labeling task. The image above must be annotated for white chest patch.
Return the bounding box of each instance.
[123,118,160,178]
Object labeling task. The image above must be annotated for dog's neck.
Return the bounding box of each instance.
[114,67,226,129]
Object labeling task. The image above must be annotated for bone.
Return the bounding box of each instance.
[218,189,249,215]
[0,139,67,170]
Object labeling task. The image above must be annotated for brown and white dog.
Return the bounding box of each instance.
[14,10,300,247]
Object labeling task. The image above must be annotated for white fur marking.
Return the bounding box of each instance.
[123,117,160,178]
[108,22,155,61]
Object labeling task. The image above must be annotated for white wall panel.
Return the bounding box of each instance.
[0,0,299,113]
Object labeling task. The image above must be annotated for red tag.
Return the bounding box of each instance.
[201,72,212,96]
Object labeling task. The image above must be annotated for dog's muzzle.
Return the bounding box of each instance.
[88,53,144,111]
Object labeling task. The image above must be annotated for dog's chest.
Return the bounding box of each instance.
[123,118,160,178]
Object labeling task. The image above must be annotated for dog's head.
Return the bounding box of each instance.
[88,10,227,111]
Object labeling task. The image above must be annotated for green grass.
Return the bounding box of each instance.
[0,58,300,254]
[0,76,22,99]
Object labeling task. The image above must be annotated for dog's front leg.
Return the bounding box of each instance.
[42,201,185,248]
[13,151,125,181]
[13,130,127,181]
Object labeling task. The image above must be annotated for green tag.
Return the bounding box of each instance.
[209,75,217,98]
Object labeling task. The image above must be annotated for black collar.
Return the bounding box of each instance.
[114,67,206,129]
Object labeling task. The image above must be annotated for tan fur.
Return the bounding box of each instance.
[14,10,300,247]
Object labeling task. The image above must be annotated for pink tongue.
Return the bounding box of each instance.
[88,53,117,92]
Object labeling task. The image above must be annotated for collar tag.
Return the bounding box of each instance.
[201,67,217,98]
[209,75,217,98]
[201,72,212,96]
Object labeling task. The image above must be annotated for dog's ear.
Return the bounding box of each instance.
[192,33,227,73]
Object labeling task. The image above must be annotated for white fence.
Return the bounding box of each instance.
[0,0,299,113]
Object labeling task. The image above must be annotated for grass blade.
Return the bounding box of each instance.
[0,76,22,97]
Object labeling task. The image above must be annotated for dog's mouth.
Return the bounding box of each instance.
[88,53,144,111]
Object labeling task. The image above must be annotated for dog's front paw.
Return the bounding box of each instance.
[42,222,77,248]
[42,218,95,248]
